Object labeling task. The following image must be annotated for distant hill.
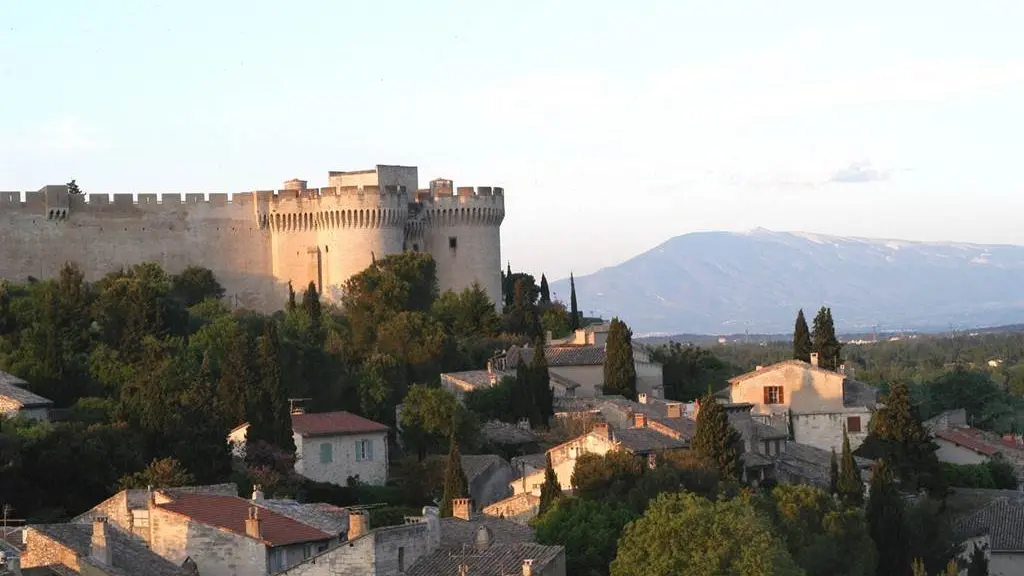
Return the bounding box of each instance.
[550,229,1024,335]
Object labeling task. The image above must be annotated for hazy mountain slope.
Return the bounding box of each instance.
[549,229,1024,335]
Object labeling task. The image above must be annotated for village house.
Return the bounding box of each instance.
[924,410,1024,487]
[19,517,194,576]
[0,372,52,422]
[954,497,1024,576]
[229,410,390,486]
[441,322,665,401]
[74,484,347,575]
[424,454,517,509]
[718,354,877,454]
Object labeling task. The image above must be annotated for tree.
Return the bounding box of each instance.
[967,542,988,576]
[811,306,842,370]
[66,179,82,194]
[691,396,742,481]
[837,426,863,506]
[218,329,257,429]
[119,457,195,489]
[399,385,477,460]
[439,432,469,517]
[431,283,500,338]
[286,281,297,312]
[538,453,562,514]
[603,317,637,400]
[569,273,580,331]
[302,281,322,343]
[508,278,541,338]
[829,448,839,497]
[794,309,812,362]
[530,339,554,427]
[570,451,646,502]
[611,492,803,576]
[867,460,910,576]
[534,498,636,576]
[539,273,551,304]
[247,321,295,453]
[170,266,225,307]
[503,262,514,309]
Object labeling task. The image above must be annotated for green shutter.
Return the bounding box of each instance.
[320,442,332,464]
[366,440,374,461]
[354,440,361,461]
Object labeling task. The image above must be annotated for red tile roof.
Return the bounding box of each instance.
[291,411,389,437]
[934,428,1002,457]
[157,494,333,546]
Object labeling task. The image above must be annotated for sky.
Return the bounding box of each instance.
[2,1,1024,281]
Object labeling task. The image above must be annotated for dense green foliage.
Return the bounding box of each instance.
[837,426,863,506]
[439,433,469,517]
[691,395,742,480]
[793,309,812,363]
[534,498,635,576]
[941,459,1018,490]
[649,343,738,402]
[811,306,842,370]
[538,453,561,514]
[602,317,637,400]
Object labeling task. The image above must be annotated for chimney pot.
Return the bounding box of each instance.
[245,507,262,540]
[809,353,819,367]
[523,558,536,576]
[638,393,648,404]
[453,498,473,521]
[348,509,370,540]
[251,484,264,501]
[666,403,682,419]
[634,412,648,428]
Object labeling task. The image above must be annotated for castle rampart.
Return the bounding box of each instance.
[0,165,505,311]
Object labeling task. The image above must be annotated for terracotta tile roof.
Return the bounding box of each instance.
[408,542,562,576]
[955,497,1024,552]
[934,428,1002,457]
[291,411,389,437]
[505,345,606,367]
[156,493,332,546]
[29,523,192,576]
[0,371,53,408]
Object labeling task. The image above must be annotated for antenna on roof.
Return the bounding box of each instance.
[288,398,312,415]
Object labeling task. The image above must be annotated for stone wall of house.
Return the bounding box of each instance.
[76,491,135,534]
[482,493,539,523]
[934,439,991,465]
[295,431,389,486]
[0,397,48,421]
[147,506,268,576]
[470,459,516,508]
[730,364,847,414]
[21,529,83,572]
[278,523,432,576]
[792,410,872,453]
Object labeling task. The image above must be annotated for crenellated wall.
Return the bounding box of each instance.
[0,166,505,313]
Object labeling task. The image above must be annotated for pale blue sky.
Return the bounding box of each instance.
[3,1,1023,280]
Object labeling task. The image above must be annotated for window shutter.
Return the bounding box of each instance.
[354,440,361,461]
[779,387,784,404]
[367,440,374,461]
[763,387,769,404]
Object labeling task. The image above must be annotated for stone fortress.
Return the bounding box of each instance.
[0,164,505,310]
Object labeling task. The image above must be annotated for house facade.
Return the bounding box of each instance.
[229,410,390,486]
[0,372,52,422]
[955,497,1024,576]
[721,354,877,454]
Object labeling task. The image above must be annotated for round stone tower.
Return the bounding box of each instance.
[419,178,505,307]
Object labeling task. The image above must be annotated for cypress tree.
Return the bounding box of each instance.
[440,432,469,517]
[602,317,637,400]
[530,340,553,428]
[811,306,842,370]
[569,273,580,331]
[219,329,255,429]
[864,382,944,494]
[867,460,909,576]
[538,453,562,514]
[837,425,863,506]
[0,280,11,335]
[249,321,295,452]
[514,358,532,424]
[286,281,297,312]
[539,274,551,305]
[303,281,322,343]
[829,448,839,497]
[504,262,514,308]
[793,309,812,362]
[691,395,742,481]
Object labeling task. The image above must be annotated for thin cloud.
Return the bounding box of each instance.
[35,117,106,156]
[828,162,890,184]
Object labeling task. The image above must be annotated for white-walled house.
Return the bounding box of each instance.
[0,371,52,422]
[229,410,390,486]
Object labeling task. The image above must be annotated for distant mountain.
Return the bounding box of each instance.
[549,229,1024,336]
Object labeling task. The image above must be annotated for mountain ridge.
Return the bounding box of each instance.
[549,229,1024,335]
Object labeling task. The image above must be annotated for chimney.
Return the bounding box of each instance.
[245,507,262,540]
[91,517,112,566]
[638,393,648,404]
[592,422,612,442]
[487,360,497,385]
[453,498,473,521]
[523,558,535,576]
[251,484,264,501]
[809,353,819,367]
[666,403,682,419]
[634,412,648,428]
[348,509,369,540]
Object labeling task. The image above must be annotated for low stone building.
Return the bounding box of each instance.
[0,372,52,422]
[229,410,390,486]
[20,517,194,576]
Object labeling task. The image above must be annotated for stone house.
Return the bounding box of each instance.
[20,517,194,576]
[719,354,877,454]
[75,484,347,575]
[424,454,517,509]
[229,410,390,486]
[954,497,1024,576]
[0,372,52,422]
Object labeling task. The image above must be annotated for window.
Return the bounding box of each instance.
[847,416,862,434]
[269,548,287,572]
[448,236,457,249]
[763,386,784,405]
[319,442,333,464]
[355,439,374,461]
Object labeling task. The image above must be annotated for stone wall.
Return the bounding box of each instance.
[792,410,872,453]
[278,523,432,576]
[295,431,389,486]
[0,397,48,421]
[147,506,268,576]
[470,459,516,508]
[21,528,83,572]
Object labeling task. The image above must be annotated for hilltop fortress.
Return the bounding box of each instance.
[0,164,505,311]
